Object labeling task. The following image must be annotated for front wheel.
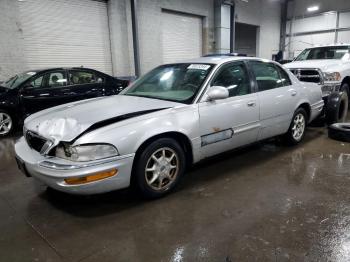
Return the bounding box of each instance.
[133,138,186,199]
[284,108,307,145]
[0,110,14,137]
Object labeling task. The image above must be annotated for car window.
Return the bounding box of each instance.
[69,71,96,85]
[47,71,67,88]
[29,75,44,88]
[275,65,292,87]
[250,61,282,91]
[211,62,251,97]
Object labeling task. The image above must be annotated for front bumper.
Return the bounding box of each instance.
[321,83,341,96]
[15,137,135,195]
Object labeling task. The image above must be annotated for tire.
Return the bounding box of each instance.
[133,138,186,199]
[328,123,350,143]
[284,108,307,145]
[325,91,348,125]
[340,83,350,103]
[0,110,14,137]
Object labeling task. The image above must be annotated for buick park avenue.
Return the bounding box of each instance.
[15,57,324,198]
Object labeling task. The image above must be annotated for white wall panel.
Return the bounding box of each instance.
[338,31,350,43]
[292,13,337,33]
[289,33,335,57]
[19,0,113,74]
[339,11,350,28]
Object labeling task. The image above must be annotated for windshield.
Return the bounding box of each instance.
[123,63,214,104]
[295,46,350,61]
[2,71,37,89]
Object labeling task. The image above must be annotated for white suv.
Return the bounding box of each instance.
[284,44,350,99]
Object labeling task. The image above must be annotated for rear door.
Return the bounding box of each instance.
[66,69,105,101]
[248,61,297,140]
[198,61,260,158]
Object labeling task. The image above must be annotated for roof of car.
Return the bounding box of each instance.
[309,43,350,48]
[23,67,98,74]
[180,56,269,65]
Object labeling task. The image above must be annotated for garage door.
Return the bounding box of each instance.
[18,0,113,74]
[162,11,203,64]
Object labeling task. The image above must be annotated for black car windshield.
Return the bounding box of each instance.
[295,46,350,61]
[2,71,37,89]
[123,63,214,104]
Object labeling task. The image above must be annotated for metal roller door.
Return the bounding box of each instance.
[19,0,113,74]
[161,11,203,64]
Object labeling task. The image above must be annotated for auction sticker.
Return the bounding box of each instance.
[187,64,211,70]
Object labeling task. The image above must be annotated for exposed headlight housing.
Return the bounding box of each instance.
[323,72,341,82]
[55,143,119,162]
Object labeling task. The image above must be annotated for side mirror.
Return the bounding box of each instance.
[206,86,229,101]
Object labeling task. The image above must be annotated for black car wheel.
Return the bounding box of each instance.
[284,108,307,145]
[328,123,350,143]
[340,83,350,103]
[133,138,186,199]
[0,110,14,137]
[325,91,348,126]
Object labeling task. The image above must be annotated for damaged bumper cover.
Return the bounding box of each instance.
[15,137,135,195]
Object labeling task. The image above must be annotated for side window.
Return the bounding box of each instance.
[211,62,251,97]
[275,65,292,87]
[250,61,282,91]
[47,71,67,88]
[69,71,96,85]
[29,75,44,88]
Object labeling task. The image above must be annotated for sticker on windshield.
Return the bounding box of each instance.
[187,64,211,70]
[26,72,36,76]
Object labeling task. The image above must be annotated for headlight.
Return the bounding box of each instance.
[55,144,119,162]
[323,72,341,82]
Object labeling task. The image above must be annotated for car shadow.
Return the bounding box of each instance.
[34,127,325,218]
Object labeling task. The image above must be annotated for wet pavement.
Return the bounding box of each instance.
[0,125,349,262]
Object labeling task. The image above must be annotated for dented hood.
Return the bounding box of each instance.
[24,95,182,142]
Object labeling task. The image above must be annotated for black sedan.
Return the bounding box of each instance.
[0,67,128,137]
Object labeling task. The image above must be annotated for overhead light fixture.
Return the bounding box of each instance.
[307,5,319,12]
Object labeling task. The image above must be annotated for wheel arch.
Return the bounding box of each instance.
[341,76,350,89]
[133,131,194,169]
[296,102,311,122]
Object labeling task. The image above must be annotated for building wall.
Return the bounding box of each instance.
[0,0,26,81]
[287,0,350,18]
[235,0,282,60]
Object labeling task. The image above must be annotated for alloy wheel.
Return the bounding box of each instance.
[145,147,179,191]
[292,113,305,141]
[0,113,12,136]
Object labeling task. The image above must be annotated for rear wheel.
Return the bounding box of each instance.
[284,108,307,145]
[0,110,14,137]
[133,138,186,199]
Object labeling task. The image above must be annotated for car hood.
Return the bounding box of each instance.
[284,59,344,72]
[25,95,183,142]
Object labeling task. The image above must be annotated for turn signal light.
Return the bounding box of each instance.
[64,169,118,185]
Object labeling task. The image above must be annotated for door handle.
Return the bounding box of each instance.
[291,90,297,96]
[247,101,256,107]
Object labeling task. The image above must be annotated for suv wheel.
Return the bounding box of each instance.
[0,111,14,137]
[134,138,186,199]
[284,108,307,145]
[340,83,350,103]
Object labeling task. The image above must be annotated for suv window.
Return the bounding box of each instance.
[250,61,282,91]
[47,71,67,88]
[275,65,292,87]
[211,62,251,97]
[69,71,96,85]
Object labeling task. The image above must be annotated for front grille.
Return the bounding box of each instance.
[289,69,323,84]
[25,131,47,153]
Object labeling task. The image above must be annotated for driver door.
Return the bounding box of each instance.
[198,61,260,159]
[20,70,68,115]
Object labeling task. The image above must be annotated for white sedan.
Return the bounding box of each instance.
[15,56,324,198]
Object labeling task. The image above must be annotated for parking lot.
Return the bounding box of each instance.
[1,123,349,261]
